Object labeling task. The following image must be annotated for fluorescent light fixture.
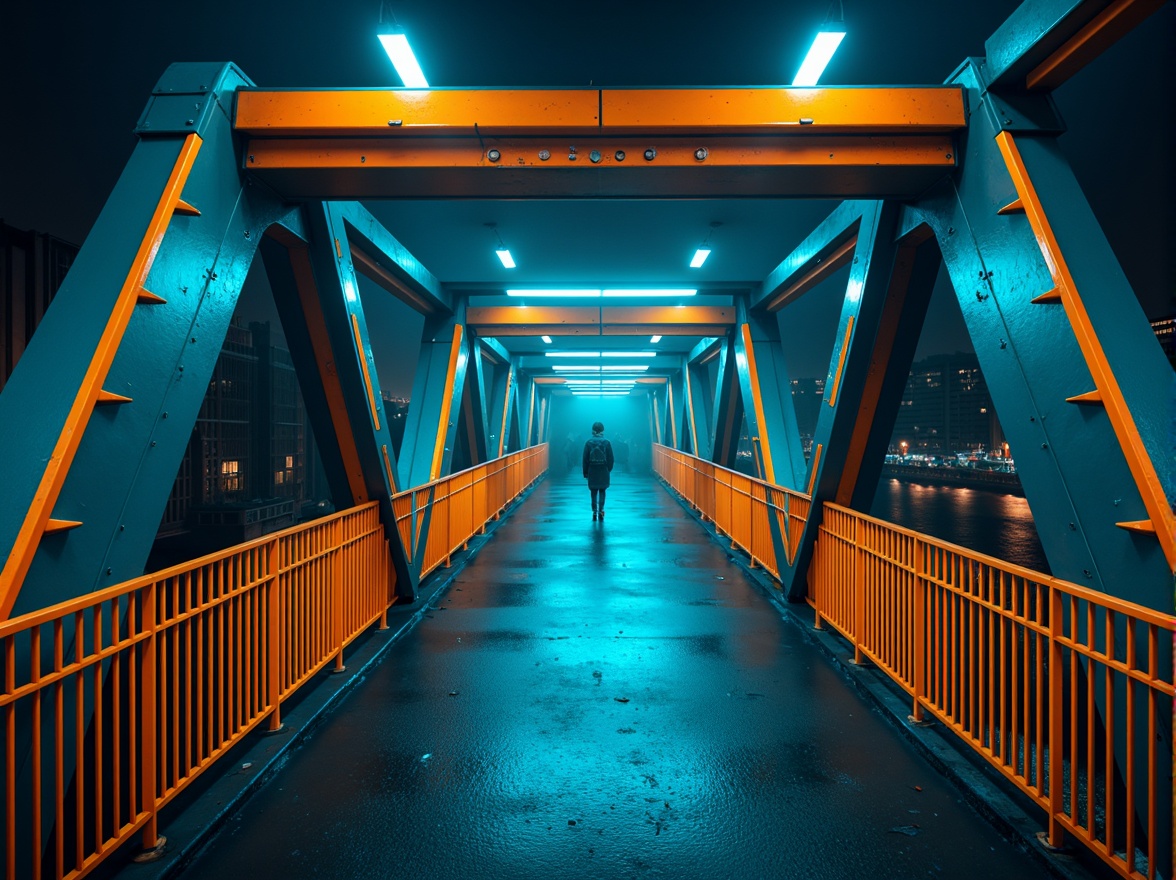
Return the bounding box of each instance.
[601,351,657,358]
[507,289,601,298]
[496,249,516,269]
[689,249,711,268]
[541,335,553,344]
[601,289,697,297]
[552,364,650,372]
[564,380,636,386]
[570,391,632,397]
[377,32,429,88]
[792,30,845,87]
[545,351,601,358]
[650,335,662,344]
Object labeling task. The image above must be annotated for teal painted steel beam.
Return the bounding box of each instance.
[339,203,450,315]
[733,296,807,491]
[487,360,517,457]
[0,62,290,619]
[685,360,713,459]
[754,201,865,313]
[686,336,722,366]
[780,201,905,598]
[398,302,471,488]
[983,0,1163,90]
[301,201,416,601]
[931,61,1172,607]
[709,333,743,470]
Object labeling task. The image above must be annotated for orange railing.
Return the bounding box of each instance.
[0,502,388,879]
[655,446,1173,880]
[0,445,547,880]
[812,504,1173,880]
[392,444,548,579]
[653,445,811,579]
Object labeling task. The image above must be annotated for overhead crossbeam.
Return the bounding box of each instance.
[466,306,735,337]
[235,87,964,200]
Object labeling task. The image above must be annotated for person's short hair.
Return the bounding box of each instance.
[592,421,604,434]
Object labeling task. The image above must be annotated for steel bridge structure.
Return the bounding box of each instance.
[0,1,1171,878]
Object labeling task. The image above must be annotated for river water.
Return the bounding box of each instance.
[869,477,1050,574]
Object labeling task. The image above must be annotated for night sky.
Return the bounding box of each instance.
[2,1,1172,394]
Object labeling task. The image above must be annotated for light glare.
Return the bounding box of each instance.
[650,335,662,344]
[377,33,429,88]
[689,249,711,268]
[552,365,650,372]
[496,249,516,268]
[601,289,697,297]
[545,351,602,358]
[507,289,601,298]
[541,335,552,344]
[792,31,845,87]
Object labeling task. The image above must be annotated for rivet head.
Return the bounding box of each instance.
[643,148,657,161]
[487,149,501,162]
[538,149,551,161]
[694,147,708,161]
[614,150,626,162]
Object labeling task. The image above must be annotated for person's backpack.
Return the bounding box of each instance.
[589,441,607,466]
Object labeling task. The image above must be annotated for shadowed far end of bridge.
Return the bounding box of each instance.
[170,470,1057,880]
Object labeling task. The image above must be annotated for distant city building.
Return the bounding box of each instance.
[156,320,328,546]
[789,377,825,457]
[891,352,1004,454]
[1,221,78,391]
[1151,315,1175,367]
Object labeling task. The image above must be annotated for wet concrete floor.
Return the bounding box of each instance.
[180,470,1051,879]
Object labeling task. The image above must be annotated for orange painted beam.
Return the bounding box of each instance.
[237,87,963,200]
[600,88,965,133]
[235,87,964,137]
[467,305,735,337]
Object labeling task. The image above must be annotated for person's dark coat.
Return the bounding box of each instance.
[582,436,614,489]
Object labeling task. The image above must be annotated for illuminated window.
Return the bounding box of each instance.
[285,455,294,468]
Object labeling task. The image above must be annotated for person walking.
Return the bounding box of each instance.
[582,421,615,520]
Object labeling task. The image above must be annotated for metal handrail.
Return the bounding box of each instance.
[653,445,1173,880]
[0,445,548,880]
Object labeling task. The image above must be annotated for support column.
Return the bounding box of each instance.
[294,201,416,600]
[709,332,744,471]
[684,359,713,459]
[0,62,295,618]
[734,296,807,489]
[398,298,470,487]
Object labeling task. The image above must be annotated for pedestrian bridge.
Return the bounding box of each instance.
[0,1,1173,878]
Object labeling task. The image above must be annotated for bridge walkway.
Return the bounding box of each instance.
[168,470,1058,879]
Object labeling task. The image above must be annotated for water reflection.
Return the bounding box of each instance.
[870,478,1049,573]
